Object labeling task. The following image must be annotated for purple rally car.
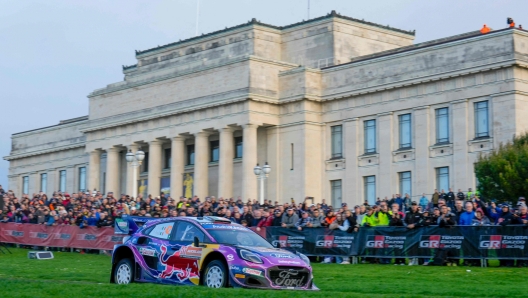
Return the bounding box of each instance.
[111,216,318,290]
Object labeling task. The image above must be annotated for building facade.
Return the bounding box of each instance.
[5,12,528,207]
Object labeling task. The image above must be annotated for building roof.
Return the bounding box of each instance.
[135,10,415,57]
[12,115,88,136]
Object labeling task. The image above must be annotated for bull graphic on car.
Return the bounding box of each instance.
[110,216,318,290]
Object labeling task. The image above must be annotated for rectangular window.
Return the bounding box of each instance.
[399,114,412,149]
[22,176,29,194]
[364,120,376,154]
[78,167,86,192]
[364,176,376,205]
[436,167,449,191]
[331,125,343,158]
[235,137,243,158]
[210,140,219,162]
[399,171,412,197]
[59,170,67,192]
[475,101,489,138]
[142,152,149,172]
[40,173,47,193]
[187,145,195,165]
[331,180,342,208]
[164,148,172,169]
[435,108,449,144]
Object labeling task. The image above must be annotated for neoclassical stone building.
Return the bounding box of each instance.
[6,12,528,207]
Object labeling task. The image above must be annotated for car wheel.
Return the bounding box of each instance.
[114,258,134,284]
[204,260,227,288]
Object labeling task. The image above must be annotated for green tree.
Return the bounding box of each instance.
[475,133,528,202]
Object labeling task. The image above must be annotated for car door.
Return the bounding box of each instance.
[136,221,175,280]
[156,221,205,284]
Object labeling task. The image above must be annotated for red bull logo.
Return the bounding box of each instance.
[158,245,199,281]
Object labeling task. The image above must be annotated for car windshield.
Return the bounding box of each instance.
[206,229,273,248]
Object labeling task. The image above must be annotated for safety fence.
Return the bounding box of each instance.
[250,226,528,260]
[0,223,123,250]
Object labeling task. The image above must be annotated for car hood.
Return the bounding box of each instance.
[237,246,309,266]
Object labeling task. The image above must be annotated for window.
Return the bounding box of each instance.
[59,170,67,192]
[235,137,243,158]
[164,148,172,169]
[172,222,205,243]
[364,120,376,154]
[142,152,149,172]
[331,180,342,208]
[475,101,489,138]
[331,125,343,158]
[22,176,29,194]
[435,108,449,144]
[148,222,175,240]
[78,167,86,192]
[436,167,449,191]
[399,171,412,197]
[210,140,219,162]
[187,145,195,165]
[364,176,376,205]
[40,173,47,193]
[399,114,412,149]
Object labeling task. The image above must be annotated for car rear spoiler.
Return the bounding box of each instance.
[114,214,158,235]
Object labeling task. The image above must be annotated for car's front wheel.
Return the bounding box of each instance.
[114,258,134,284]
[204,260,227,288]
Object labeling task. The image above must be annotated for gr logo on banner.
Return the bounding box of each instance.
[366,236,385,248]
[271,235,304,248]
[419,235,440,248]
[479,235,502,249]
[316,236,335,248]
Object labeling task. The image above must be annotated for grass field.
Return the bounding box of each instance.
[0,248,524,297]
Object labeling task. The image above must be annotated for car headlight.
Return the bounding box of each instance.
[298,253,310,265]
[239,249,263,264]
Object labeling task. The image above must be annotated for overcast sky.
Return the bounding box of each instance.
[0,0,525,189]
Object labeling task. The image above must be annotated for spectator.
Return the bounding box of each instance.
[471,210,491,225]
[295,211,313,230]
[405,202,422,229]
[281,208,299,228]
[497,204,514,226]
[459,201,475,225]
[456,189,466,201]
[322,210,336,227]
[445,188,455,209]
[311,209,325,228]
[375,202,391,226]
[431,189,440,208]
[361,207,378,227]
[438,206,456,227]
[419,193,428,211]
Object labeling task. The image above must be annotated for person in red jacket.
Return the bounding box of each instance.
[256,209,273,231]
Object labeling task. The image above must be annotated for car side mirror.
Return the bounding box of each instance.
[137,236,149,245]
[193,236,200,247]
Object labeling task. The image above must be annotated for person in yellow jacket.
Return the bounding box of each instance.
[375,202,392,226]
[361,206,379,227]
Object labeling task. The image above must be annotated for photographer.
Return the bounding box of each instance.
[437,205,456,227]
[361,206,379,227]
[511,205,528,225]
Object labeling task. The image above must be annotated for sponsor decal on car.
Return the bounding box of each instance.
[229,265,241,271]
[278,260,301,265]
[158,245,199,282]
[235,274,246,279]
[139,247,156,257]
[226,254,234,261]
[180,246,202,259]
[273,270,305,287]
[270,253,296,259]
[243,268,262,276]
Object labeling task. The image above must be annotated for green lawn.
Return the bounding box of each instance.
[0,248,524,297]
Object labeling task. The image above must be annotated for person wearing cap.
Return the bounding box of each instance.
[295,211,313,230]
[281,208,299,228]
[271,209,283,226]
[361,207,378,227]
[497,204,514,226]
[404,202,423,229]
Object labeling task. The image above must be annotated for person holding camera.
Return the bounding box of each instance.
[361,206,379,227]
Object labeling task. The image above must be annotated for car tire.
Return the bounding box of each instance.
[114,258,134,284]
[204,260,227,288]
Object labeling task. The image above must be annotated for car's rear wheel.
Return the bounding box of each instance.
[114,258,134,284]
[204,260,227,288]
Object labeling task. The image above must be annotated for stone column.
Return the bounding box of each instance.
[414,106,430,196]
[452,99,469,190]
[126,144,139,196]
[344,118,360,206]
[105,147,120,195]
[170,136,186,197]
[242,124,258,201]
[378,112,393,195]
[147,140,163,196]
[218,127,235,198]
[88,150,101,192]
[194,132,210,199]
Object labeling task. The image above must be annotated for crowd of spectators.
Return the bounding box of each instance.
[1,184,528,265]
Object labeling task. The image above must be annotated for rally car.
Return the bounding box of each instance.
[111,216,317,290]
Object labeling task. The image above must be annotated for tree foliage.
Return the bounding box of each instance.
[475,133,528,202]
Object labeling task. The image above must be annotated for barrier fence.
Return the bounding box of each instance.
[2,223,528,260]
[0,223,123,250]
[251,226,528,259]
